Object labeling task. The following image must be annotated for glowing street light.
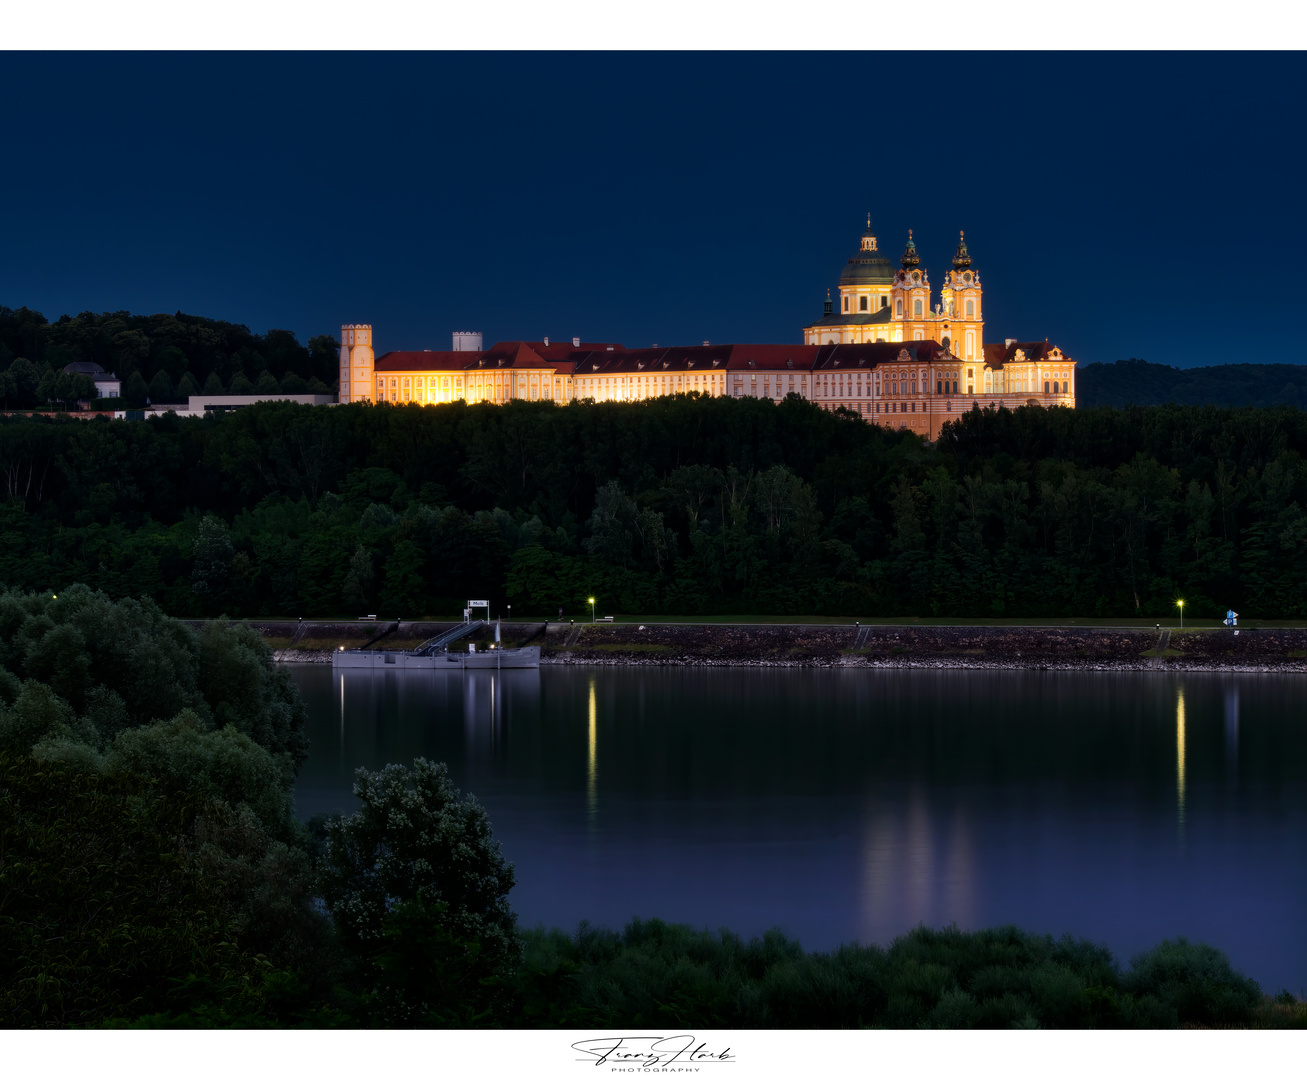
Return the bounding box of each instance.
[588,597,596,623]
[1177,598,1185,629]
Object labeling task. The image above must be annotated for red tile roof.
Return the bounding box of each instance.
[982,341,1066,368]
[374,351,475,372]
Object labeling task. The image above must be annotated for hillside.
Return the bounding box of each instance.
[1077,359,1307,408]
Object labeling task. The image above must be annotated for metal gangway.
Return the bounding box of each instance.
[412,620,486,656]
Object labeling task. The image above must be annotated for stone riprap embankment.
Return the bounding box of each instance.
[228,619,1307,672]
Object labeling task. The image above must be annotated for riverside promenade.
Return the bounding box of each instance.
[236,618,1307,673]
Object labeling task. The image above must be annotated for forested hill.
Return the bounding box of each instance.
[1077,359,1307,408]
[0,394,1305,620]
[0,304,337,405]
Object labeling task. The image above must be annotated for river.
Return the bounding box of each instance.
[289,665,1307,992]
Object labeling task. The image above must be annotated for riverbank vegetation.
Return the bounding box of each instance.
[0,587,1304,1029]
[3,394,1307,618]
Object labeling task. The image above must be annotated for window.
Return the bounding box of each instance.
[913,299,923,318]
[965,299,974,319]
[1045,381,1050,393]
[896,299,903,317]
[843,296,849,312]
[860,296,868,312]
[880,296,888,309]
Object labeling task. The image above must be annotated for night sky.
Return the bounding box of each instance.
[1,51,1302,367]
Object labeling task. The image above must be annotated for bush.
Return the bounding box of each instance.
[319,758,521,1024]
[1124,938,1262,1027]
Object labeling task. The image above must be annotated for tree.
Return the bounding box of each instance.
[341,545,376,612]
[307,334,340,385]
[177,372,201,400]
[123,371,149,405]
[320,759,521,1024]
[230,372,255,395]
[0,357,43,408]
[148,369,175,404]
[0,750,268,1026]
[202,371,225,395]
[192,514,235,609]
[379,538,427,614]
[255,370,279,394]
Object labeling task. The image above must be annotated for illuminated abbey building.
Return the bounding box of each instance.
[338,220,1076,441]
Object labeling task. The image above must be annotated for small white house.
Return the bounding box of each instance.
[63,361,121,399]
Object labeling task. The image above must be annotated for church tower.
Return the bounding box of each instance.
[891,230,933,342]
[940,233,984,363]
[339,324,375,403]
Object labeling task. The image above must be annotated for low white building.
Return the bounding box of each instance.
[63,361,121,399]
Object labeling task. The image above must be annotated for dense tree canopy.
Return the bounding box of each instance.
[0,305,336,406]
[0,394,1304,618]
[0,587,323,1025]
[1078,358,1307,409]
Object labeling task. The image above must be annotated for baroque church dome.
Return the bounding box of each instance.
[838,220,896,286]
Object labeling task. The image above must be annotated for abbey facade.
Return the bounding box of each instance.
[338,219,1076,441]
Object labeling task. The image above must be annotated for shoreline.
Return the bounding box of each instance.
[252,620,1307,673]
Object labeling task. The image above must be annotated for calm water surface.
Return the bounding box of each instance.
[289,665,1307,991]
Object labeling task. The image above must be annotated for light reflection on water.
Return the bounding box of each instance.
[289,665,1307,992]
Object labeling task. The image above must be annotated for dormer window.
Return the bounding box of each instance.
[748,359,756,368]
[786,358,794,369]
[663,361,670,369]
[637,362,645,370]
[712,358,721,367]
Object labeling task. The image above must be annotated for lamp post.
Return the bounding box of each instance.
[588,597,595,623]
[1177,598,1184,629]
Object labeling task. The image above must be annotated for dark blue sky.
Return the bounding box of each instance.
[1,52,1302,367]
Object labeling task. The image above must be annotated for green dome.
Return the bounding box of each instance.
[839,249,896,286]
[836,232,899,283]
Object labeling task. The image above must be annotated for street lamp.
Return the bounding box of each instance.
[1177,598,1184,629]
[588,597,595,623]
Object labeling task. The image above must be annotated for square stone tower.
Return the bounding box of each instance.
[339,324,374,403]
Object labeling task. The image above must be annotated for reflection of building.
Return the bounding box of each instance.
[337,217,1076,440]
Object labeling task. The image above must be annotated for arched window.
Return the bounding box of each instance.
[965,299,974,320]
[896,299,903,317]
[913,298,923,319]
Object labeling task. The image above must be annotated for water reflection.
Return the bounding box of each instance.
[1177,685,1187,832]
[1225,684,1240,776]
[587,677,598,821]
[289,666,1307,991]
